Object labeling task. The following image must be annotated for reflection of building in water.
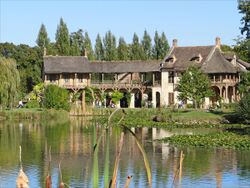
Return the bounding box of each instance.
[152,128,174,158]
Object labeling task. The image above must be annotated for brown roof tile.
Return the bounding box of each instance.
[43,56,161,74]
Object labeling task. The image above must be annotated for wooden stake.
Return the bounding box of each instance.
[179,151,184,187]
[16,146,30,188]
[59,161,64,188]
[123,176,133,188]
[111,132,124,188]
[82,90,86,114]
[46,146,52,188]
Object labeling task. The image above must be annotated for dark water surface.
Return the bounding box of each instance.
[0,117,249,188]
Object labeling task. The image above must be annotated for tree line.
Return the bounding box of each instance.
[37,18,170,61]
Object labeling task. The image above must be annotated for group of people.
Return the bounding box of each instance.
[95,98,116,108]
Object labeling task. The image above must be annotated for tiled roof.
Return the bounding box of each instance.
[43,56,161,74]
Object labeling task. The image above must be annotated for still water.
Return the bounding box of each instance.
[0,117,249,188]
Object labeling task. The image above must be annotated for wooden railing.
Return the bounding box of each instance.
[46,79,162,89]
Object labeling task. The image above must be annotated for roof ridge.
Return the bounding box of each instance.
[174,45,214,48]
[200,46,217,71]
[162,47,175,63]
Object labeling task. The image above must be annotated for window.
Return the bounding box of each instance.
[168,72,174,83]
[63,74,70,83]
[78,74,84,83]
[48,74,57,83]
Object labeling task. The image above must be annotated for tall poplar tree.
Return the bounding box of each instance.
[95,34,104,60]
[141,30,152,60]
[70,33,81,56]
[70,29,84,56]
[117,37,129,60]
[152,31,160,60]
[36,23,50,49]
[130,33,143,60]
[55,18,70,55]
[103,30,117,61]
[83,32,94,60]
[159,32,170,59]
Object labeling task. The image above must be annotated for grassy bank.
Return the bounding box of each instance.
[0,108,69,122]
[93,108,247,128]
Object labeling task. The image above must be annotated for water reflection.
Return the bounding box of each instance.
[0,117,249,188]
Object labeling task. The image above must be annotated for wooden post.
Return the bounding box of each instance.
[152,73,155,86]
[102,73,104,84]
[82,90,86,114]
[179,151,184,187]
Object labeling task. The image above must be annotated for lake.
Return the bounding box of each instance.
[0,117,249,188]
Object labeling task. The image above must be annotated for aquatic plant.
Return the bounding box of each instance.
[162,132,250,150]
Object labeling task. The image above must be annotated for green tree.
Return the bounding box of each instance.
[111,91,123,105]
[43,85,70,111]
[103,30,117,61]
[221,45,234,53]
[238,0,250,39]
[55,18,70,55]
[238,72,250,95]
[117,37,129,60]
[141,30,152,60]
[152,31,160,60]
[95,34,104,60]
[0,43,42,94]
[0,57,20,109]
[233,37,250,62]
[159,32,170,59]
[70,33,81,56]
[70,29,85,56]
[36,23,50,49]
[130,33,143,60]
[28,83,45,102]
[236,92,250,123]
[84,32,94,60]
[178,66,214,109]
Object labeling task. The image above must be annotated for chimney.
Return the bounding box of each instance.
[215,37,221,48]
[173,39,178,47]
[84,48,88,59]
[43,47,47,56]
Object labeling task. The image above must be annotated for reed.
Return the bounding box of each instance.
[16,146,29,188]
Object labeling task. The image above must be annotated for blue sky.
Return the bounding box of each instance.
[0,0,243,47]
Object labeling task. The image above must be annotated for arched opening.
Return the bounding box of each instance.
[144,88,153,108]
[156,92,160,108]
[210,86,220,106]
[132,89,142,108]
[104,89,114,107]
[119,88,129,108]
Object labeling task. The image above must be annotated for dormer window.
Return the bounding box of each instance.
[190,53,202,63]
[165,55,176,63]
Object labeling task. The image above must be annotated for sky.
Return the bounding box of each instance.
[0,0,243,47]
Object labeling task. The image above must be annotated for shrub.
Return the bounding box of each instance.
[25,100,40,108]
[43,85,70,111]
[236,93,250,123]
[111,91,123,105]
